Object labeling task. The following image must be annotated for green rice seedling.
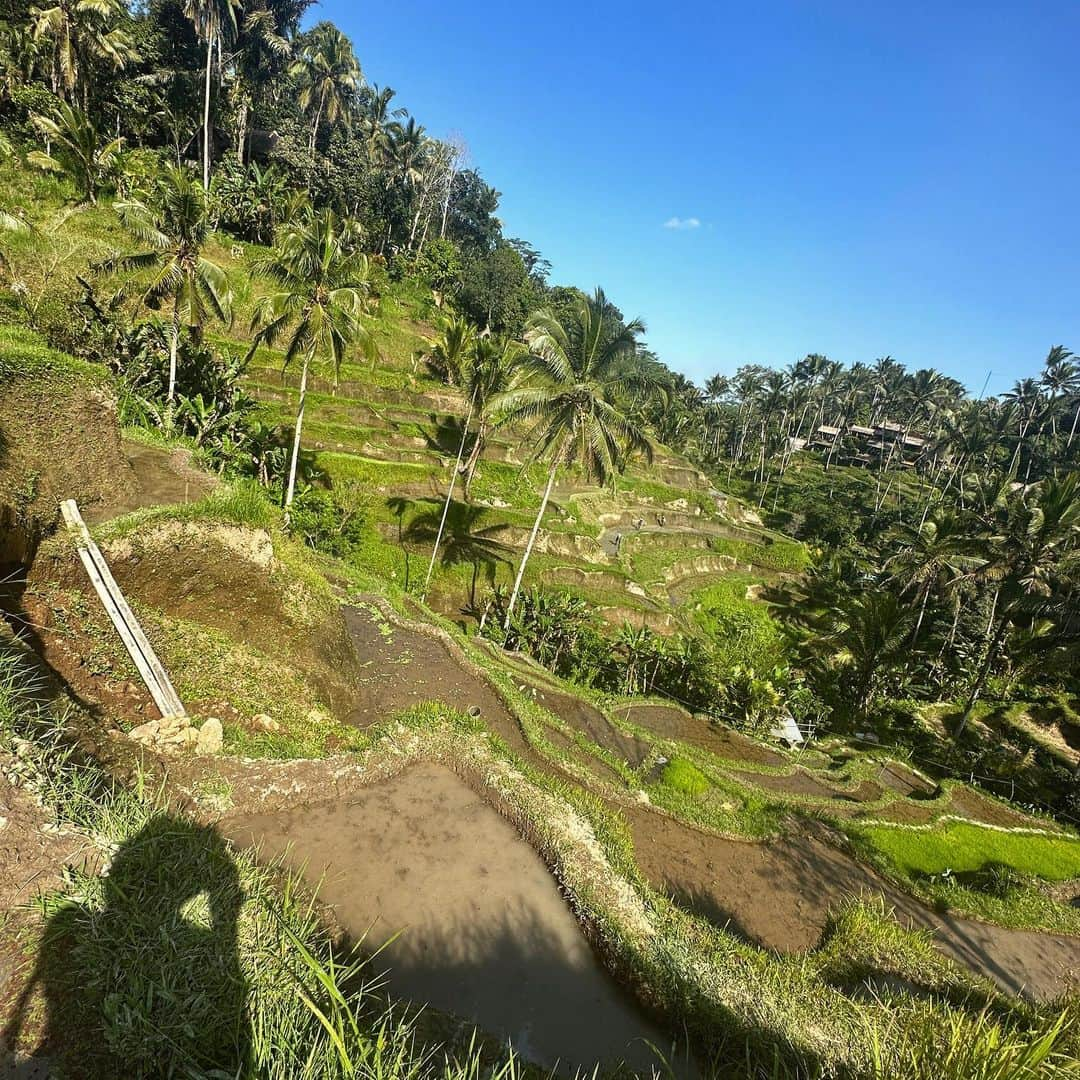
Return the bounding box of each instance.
[871,1006,1076,1080]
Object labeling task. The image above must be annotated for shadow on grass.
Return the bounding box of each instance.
[2,816,251,1078]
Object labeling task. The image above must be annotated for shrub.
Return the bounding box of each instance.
[288,485,372,559]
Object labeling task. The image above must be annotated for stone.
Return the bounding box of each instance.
[128,714,198,753]
[195,717,223,756]
[251,713,279,733]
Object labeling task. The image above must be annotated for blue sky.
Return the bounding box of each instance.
[315,0,1080,393]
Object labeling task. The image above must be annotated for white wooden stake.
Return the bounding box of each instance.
[60,500,185,719]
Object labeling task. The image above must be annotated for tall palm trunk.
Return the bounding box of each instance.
[461,418,486,501]
[959,613,1008,731]
[439,163,457,239]
[201,35,213,187]
[284,350,312,518]
[308,99,324,156]
[504,454,561,629]
[423,401,473,599]
[1068,400,1080,449]
[166,294,182,424]
[236,97,249,164]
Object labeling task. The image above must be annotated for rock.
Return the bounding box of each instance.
[196,717,223,756]
[251,713,279,733]
[128,714,199,753]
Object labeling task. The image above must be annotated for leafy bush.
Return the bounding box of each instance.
[287,485,372,559]
[693,578,788,675]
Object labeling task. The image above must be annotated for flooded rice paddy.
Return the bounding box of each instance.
[224,762,684,1075]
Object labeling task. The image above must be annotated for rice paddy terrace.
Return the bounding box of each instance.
[235,309,808,635]
[1,303,1078,1077]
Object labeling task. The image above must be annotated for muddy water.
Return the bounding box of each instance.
[223,763,680,1075]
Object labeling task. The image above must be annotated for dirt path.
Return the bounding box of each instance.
[222,763,684,1076]
[624,807,1078,1001]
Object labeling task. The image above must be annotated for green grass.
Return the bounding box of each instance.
[0,322,101,383]
[856,820,1080,881]
[708,534,811,573]
[95,480,280,538]
[691,576,788,673]
[659,756,711,797]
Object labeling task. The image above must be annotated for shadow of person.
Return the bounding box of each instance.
[2,815,251,1078]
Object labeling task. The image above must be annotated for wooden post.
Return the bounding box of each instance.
[60,500,185,720]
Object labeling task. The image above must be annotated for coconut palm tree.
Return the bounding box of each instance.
[1039,346,1077,439]
[249,208,377,515]
[460,336,524,500]
[424,313,475,386]
[229,0,295,163]
[109,166,233,414]
[28,99,121,203]
[388,116,426,189]
[491,289,655,627]
[360,83,405,165]
[30,0,137,107]
[183,0,239,187]
[810,591,916,721]
[959,471,1080,726]
[289,22,362,156]
[886,510,983,647]
[421,335,522,597]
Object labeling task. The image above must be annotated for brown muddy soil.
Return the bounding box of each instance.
[222,763,682,1076]
[948,787,1055,830]
[0,759,84,913]
[342,606,532,759]
[83,442,216,525]
[0,370,134,561]
[876,761,938,798]
[623,807,1078,1001]
[539,724,627,785]
[523,683,649,768]
[615,703,786,766]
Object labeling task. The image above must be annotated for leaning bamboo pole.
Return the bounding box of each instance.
[60,500,185,719]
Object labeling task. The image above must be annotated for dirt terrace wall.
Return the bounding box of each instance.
[0,362,135,561]
[30,521,361,714]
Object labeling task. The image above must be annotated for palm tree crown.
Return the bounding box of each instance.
[249,207,377,511]
[111,165,233,406]
[290,22,362,155]
[492,288,655,625]
[493,288,654,485]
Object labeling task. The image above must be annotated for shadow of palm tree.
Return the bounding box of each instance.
[404,501,510,611]
[385,495,419,591]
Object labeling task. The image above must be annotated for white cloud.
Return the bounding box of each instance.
[663,216,701,230]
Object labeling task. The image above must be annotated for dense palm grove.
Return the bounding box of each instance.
[1,0,1078,815]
